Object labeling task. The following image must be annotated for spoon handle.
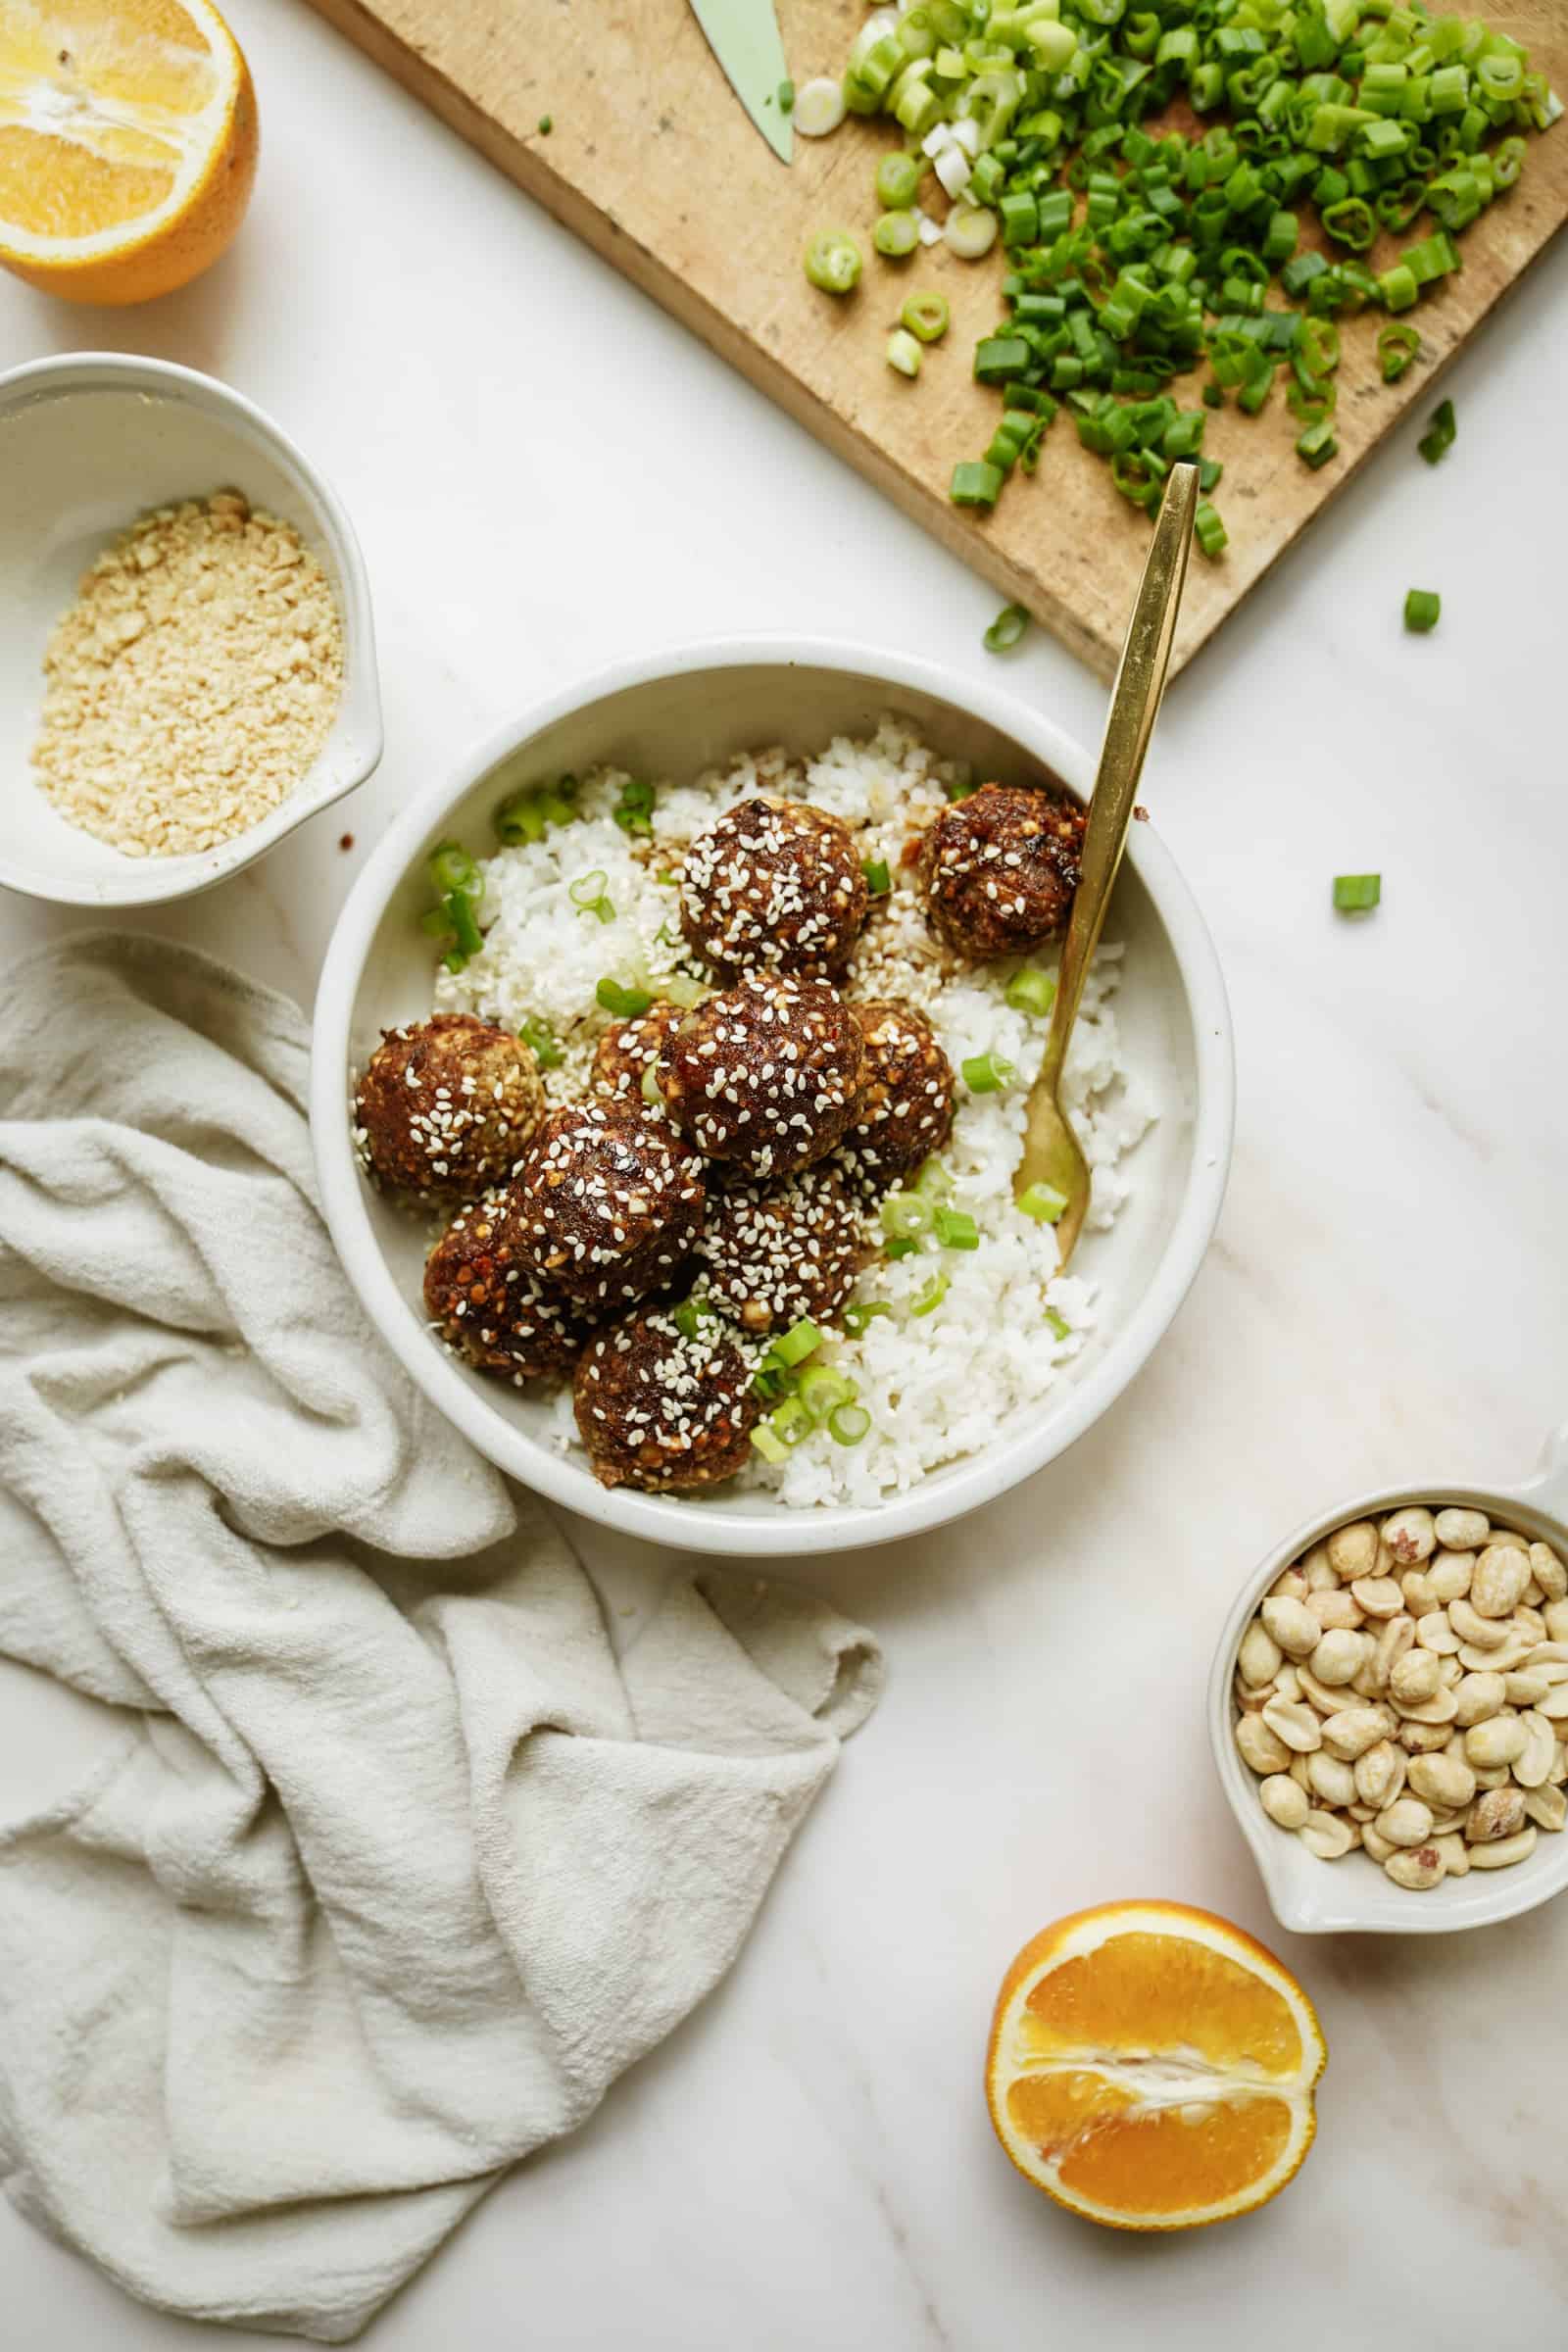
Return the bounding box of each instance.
[1039,460,1200,1087]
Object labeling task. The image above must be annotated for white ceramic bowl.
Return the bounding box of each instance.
[0,352,382,906]
[312,637,1234,1556]
[1209,1424,1568,1936]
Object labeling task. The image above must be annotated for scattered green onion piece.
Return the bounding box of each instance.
[771,1318,822,1369]
[1418,397,1456,464]
[418,906,453,940]
[934,1204,980,1250]
[1297,417,1339,468]
[1195,500,1228,559]
[1403,587,1441,633]
[612,777,656,836]
[536,115,552,134]
[518,1017,563,1069]
[445,890,482,958]
[569,868,611,910]
[951,460,1004,510]
[886,326,923,378]
[961,1052,1016,1094]
[880,1192,932,1240]
[751,1423,789,1465]
[842,1300,893,1337]
[902,291,951,345]
[1045,1306,1072,1342]
[493,791,549,846]
[1018,1182,1067,1224]
[883,1237,919,1261]
[876,150,922,210]
[1333,873,1381,912]
[777,79,795,116]
[428,842,479,897]
[1004,965,1056,1018]
[910,1271,950,1317]
[805,229,862,295]
[983,602,1030,654]
[1378,322,1422,382]
[799,1365,857,1419]
[862,857,892,897]
[769,1397,814,1449]
[596,976,653,1018]
[875,211,920,261]
[672,1296,712,1343]
[827,1402,872,1447]
[641,1062,662,1107]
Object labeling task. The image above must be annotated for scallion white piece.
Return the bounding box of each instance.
[943,201,997,259]
[886,327,922,378]
[934,145,972,199]
[793,76,846,137]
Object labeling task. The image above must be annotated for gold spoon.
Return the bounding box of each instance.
[1012,458,1200,1268]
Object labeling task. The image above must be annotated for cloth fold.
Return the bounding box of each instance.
[0,933,880,2341]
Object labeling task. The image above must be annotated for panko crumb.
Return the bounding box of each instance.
[30,491,343,858]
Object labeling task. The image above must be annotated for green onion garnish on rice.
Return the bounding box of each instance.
[880,1192,932,1241]
[962,1052,1016,1095]
[862,857,892,896]
[596,976,653,1018]
[1018,1183,1068,1225]
[1046,1307,1072,1342]
[770,1318,822,1370]
[842,1301,892,1336]
[827,1402,872,1447]
[518,1017,563,1069]
[911,1271,950,1317]
[428,842,479,898]
[799,1365,857,1419]
[1005,966,1056,1019]
[934,1205,980,1250]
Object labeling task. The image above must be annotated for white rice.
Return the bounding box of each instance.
[434,719,1154,1507]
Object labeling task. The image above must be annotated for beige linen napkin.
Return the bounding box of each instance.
[0,933,880,2342]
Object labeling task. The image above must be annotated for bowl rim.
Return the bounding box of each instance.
[310,631,1236,1556]
[1208,1458,1568,1936]
[0,350,382,909]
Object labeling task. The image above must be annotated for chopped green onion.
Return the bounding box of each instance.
[886,326,923,378]
[518,1016,563,1069]
[1333,873,1381,912]
[428,842,479,898]
[793,76,846,138]
[671,1296,713,1343]
[934,1205,980,1250]
[805,229,862,295]
[842,1300,893,1337]
[612,777,656,836]
[770,1318,822,1369]
[445,890,482,959]
[1018,1183,1067,1224]
[951,460,1004,510]
[536,114,552,134]
[1378,322,1422,382]
[827,1402,872,1447]
[1296,418,1339,469]
[913,1157,952,1200]
[799,1365,857,1419]
[875,211,920,261]
[769,1396,814,1448]
[751,1423,789,1464]
[876,151,922,210]
[962,1052,1016,1095]
[596,976,653,1018]
[880,1192,932,1240]
[568,868,615,924]
[777,79,794,116]
[418,906,452,940]
[1403,588,1441,633]
[902,291,951,345]
[641,1062,662,1107]
[862,857,892,897]
[1418,396,1457,464]
[910,1272,950,1317]
[494,791,549,845]
[1004,965,1056,1019]
[1195,500,1228,560]
[1045,1306,1072,1342]
[883,1237,919,1262]
[983,602,1030,654]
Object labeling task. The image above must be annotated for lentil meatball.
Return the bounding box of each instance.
[836,1002,956,1198]
[591,1003,686,1104]
[697,1164,867,1335]
[918,781,1086,962]
[659,971,866,1180]
[680,796,868,980]
[353,1012,544,1201]
[573,1309,760,1491]
[423,1198,596,1382]
[510,1101,706,1309]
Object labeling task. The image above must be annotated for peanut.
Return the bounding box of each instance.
[1260,1775,1310,1831]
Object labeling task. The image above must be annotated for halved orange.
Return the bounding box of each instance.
[986,1900,1326,2231]
[0,0,258,305]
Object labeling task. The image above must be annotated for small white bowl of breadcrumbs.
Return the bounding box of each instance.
[0,353,382,906]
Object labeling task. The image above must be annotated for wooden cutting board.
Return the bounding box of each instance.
[304,0,1568,676]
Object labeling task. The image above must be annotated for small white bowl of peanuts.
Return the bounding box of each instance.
[1209,1424,1568,1935]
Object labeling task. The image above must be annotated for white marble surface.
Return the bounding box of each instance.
[4,1,1568,2343]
